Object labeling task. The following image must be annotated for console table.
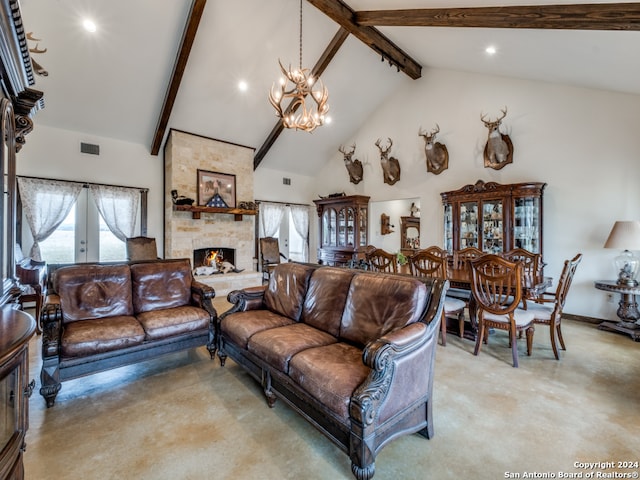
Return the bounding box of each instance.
[594,280,640,341]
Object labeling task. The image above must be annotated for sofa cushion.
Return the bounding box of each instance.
[247,323,337,373]
[57,264,134,324]
[221,310,295,349]
[301,267,355,337]
[264,263,315,321]
[61,316,145,357]
[137,305,210,341]
[340,272,428,348]
[288,342,371,422]
[130,259,192,314]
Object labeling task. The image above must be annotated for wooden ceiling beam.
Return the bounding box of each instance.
[150,0,206,156]
[306,0,422,80]
[355,3,640,31]
[254,27,349,170]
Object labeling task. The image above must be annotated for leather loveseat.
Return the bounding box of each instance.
[217,262,448,480]
[39,258,217,407]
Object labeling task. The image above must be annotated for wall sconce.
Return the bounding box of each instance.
[381,213,394,235]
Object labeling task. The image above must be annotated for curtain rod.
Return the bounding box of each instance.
[255,199,310,207]
[17,174,149,193]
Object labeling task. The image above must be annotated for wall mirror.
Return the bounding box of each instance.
[400,216,420,257]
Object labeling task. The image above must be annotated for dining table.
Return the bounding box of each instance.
[445,266,553,340]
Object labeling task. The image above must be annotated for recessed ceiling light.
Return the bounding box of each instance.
[238,80,248,92]
[324,116,332,125]
[485,45,497,55]
[83,19,97,33]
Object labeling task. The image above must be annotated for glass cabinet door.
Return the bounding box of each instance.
[346,208,355,246]
[358,207,368,247]
[444,204,453,253]
[338,208,346,247]
[514,197,541,253]
[459,201,478,249]
[482,199,504,253]
[322,209,337,247]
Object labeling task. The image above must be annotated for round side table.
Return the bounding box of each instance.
[594,280,640,341]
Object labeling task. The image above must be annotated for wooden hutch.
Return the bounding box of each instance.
[0,1,43,478]
[313,195,369,266]
[400,216,420,258]
[441,180,546,256]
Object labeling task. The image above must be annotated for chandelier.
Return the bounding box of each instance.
[269,0,329,133]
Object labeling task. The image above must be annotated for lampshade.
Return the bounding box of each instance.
[604,221,640,286]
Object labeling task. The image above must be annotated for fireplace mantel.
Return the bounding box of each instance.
[173,204,257,221]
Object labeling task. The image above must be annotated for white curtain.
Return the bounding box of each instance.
[17,177,83,261]
[290,204,310,262]
[90,184,140,242]
[259,202,287,238]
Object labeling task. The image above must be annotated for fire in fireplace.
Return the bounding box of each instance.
[194,248,236,269]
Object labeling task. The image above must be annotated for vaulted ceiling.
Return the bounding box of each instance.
[19,0,640,176]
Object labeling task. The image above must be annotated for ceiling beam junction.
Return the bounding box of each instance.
[355,3,640,31]
[254,27,349,170]
[306,0,422,80]
[150,0,206,156]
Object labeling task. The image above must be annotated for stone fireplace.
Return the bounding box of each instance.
[164,130,262,295]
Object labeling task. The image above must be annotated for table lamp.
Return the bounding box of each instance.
[604,220,640,286]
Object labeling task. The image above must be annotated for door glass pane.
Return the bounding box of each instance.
[459,201,478,249]
[482,200,503,253]
[338,209,346,247]
[39,205,76,263]
[98,215,125,262]
[346,208,354,247]
[444,204,453,253]
[514,197,540,253]
[288,211,304,263]
[358,207,367,247]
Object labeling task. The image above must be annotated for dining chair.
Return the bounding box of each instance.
[125,236,159,262]
[409,246,466,346]
[526,253,582,360]
[260,237,286,282]
[453,247,484,270]
[365,247,397,273]
[469,254,536,367]
[502,248,543,305]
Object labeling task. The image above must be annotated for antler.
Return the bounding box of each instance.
[481,107,507,127]
[375,138,392,154]
[339,144,356,156]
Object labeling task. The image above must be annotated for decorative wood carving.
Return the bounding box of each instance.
[380,213,394,235]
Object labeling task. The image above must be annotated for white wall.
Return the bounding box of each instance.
[308,69,640,319]
[16,124,165,252]
[18,68,640,321]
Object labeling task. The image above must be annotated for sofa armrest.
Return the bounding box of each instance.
[41,309,62,359]
[225,285,267,314]
[190,280,217,324]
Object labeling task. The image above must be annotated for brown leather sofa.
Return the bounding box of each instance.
[39,258,217,407]
[217,262,448,480]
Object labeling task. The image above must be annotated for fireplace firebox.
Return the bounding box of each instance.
[193,248,235,268]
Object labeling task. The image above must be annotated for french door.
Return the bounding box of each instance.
[38,189,138,263]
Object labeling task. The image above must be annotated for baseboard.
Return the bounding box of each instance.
[562,313,603,325]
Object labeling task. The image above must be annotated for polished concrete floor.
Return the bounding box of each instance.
[23,300,640,480]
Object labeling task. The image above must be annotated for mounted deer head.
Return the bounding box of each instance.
[419,124,449,175]
[375,138,401,185]
[338,144,363,184]
[480,107,513,170]
[27,32,48,76]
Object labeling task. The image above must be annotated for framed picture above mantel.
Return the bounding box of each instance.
[197,169,236,208]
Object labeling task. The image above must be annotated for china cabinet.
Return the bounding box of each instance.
[441,180,545,256]
[313,195,370,266]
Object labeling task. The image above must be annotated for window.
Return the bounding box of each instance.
[18,178,147,263]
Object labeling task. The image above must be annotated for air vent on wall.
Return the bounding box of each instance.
[283,177,291,185]
[80,142,100,155]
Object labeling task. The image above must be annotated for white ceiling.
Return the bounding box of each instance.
[19,0,640,176]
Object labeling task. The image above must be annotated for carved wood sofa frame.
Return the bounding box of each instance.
[217,262,448,479]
